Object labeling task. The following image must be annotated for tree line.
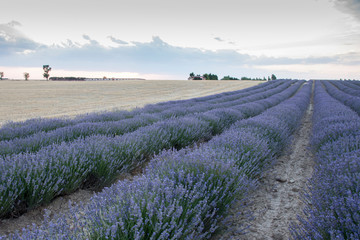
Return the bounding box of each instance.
[189,72,277,81]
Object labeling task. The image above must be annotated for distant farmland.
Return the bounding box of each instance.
[0,80,260,125]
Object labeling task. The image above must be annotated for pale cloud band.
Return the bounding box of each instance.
[0,21,359,80]
[333,0,360,20]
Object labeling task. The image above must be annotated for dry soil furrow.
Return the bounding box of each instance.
[0,168,143,236]
[0,189,93,236]
[213,103,315,240]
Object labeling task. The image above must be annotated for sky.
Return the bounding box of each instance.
[0,0,359,80]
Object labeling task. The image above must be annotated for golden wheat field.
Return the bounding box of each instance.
[0,80,260,126]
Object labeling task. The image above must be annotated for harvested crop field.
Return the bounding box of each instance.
[0,80,260,126]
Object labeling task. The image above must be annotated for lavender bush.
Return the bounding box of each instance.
[0,81,304,218]
[0,81,293,156]
[323,80,360,116]
[311,81,360,150]
[0,118,72,142]
[3,80,312,239]
[0,116,213,217]
[330,80,360,97]
[341,80,360,90]
[348,80,360,88]
[291,81,360,239]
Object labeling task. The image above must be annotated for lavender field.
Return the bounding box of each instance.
[0,80,359,239]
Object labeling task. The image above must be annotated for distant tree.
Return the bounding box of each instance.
[103,76,107,80]
[241,76,251,80]
[193,75,203,80]
[271,74,277,80]
[268,76,271,81]
[189,72,204,80]
[43,65,52,81]
[203,73,218,80]
[189,72,221,80]
[24,72,30,80]
[49,77,86,81]
[0,72,3,80]
[221,75,239,80]
[210,73,218,80]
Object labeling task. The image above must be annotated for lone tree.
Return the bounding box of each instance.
[43,65,52,81]
[24,72,30,81]
[0,72,4,80]
[271,74,277,80]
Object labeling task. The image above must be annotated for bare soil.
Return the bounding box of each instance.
[212,103,315,240]
[0,80,260,126]
[0,189,93,236]
[0,168,142,236]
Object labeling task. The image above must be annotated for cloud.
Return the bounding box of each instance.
[108,36,128,45]
[214,37,224,42]
[251,55,340,65]
[0,21,42,56]
[60,39,82,48]
[333,0,360,20]
[1,25,359,79]
[7,21,21,27]
[214,37,237,46]
[82,35,99,45]
[0,34,251,75]
[336,51,360,65]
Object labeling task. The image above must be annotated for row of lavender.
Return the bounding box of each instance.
[291,81,360,239]
[322,80,360,116]
[0,81,302,219]
[0,80,282,142]
[4,81,312,239]
[327,80,360,97]
[351,80,360,87]
[0,81,291,156]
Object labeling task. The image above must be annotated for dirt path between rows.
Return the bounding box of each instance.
[213,102,315,240]
[0,189,93,236]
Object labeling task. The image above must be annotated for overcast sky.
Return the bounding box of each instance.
[1,0,359,80]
